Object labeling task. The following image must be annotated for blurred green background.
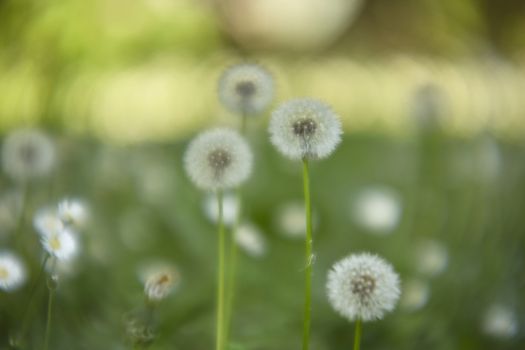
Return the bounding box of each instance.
[0,0,524,349]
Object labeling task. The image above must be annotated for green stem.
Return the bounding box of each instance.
[13,182,30,252]
[42,281,55,350]
[216,190,226,350]
[302,159,313,350]
[353,319,362,350]
[240,111,248,135]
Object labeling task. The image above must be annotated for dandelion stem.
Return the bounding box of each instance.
[42,280,55,350]
[302,158,313,350]
[216,190,226,350]
[353,319,362,350]
[240,112,248,135]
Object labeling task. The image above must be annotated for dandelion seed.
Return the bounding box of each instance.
[352,187,402,234]
[400,278,429,312]
[144,267,179,302]
[415,239,448,277]
[0,251,26,292]
[41,229,78,261]
[1,129,56,181]
[184,128,253,191]
[58,198,89,229]
[327,253,401,322]
[218,63,274,116]
[235,222,267,258]
[482,304,518,339]
[269,98,342,160]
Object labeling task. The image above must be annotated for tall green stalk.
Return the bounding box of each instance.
[302,159,313,350]
[216,190,226,350]
[42,278,55,350]
[353,319,362,350]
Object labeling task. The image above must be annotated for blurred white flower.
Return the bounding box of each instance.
[203,192,239,227]
[218,63,274,116]
[274,201,319,239]
[415,239,448,277]
[0,251,27,292]
[139,263,180,302]
[0,190,23,236]
[235,222,267,258]
[352,187,402,234]
[269,98,342,160]
[41,229,79,261]
[58,198,89,229]
[1,128,56,181]
[184,128,253,190]
[33,208,65,238]
[482,304,518,339]
[400,278,430,312]
[327,253,401,322]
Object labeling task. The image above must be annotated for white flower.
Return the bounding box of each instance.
[0,251,27,292]
[269,98,342,160]
[352,187,402,234]
[203,192,239,227]
[184,128,253,190]
[326,253,401,322]
[218,63,274,116]
[482,304,518,339]
[274,201,319,239]
[58,198,89,229]
[400,278,430,312]
[1,128,56,181]
[33,208,65,237]
[41,228,79,261]
[143,267,179,301]
[235,222,267,258]
[415,239,448,277]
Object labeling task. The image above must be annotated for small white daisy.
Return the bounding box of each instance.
[482,304,518,339]
[352,187,402,234]
[58,198,89,229]
[203,192,239,227]
[0,251,27,292]
[235,222,267,258]
[33,208,64,238]
[327,253,401,322]
[184,128,253,190]
[269,98,342,160]
[41,228,79,261]
[218,63,274,116]
[1,128,56,181]
[144,267,179,302]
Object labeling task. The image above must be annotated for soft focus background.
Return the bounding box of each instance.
[1,0,524,349]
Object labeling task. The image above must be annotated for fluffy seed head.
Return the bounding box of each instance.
[41,228,79,261]
[352,187,402,234]
[327,253,401,322]
[1,129,56,181]
[144,267,179,301]
[0,251,27,292]
[184,128,253,190]
[269,98,342,160]
[218,63,274,116]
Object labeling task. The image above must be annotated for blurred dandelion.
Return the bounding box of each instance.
[0,251,27,292]
[400,278,430,312]
[1,128,56,182]
[415,239,448,277]
[274,201,319,239]
[482,304,518,339]
[218,63,274,117]
[235,222,267,258]
[203,192,239,227]
[144,267,180,302]
[351,187,402,235]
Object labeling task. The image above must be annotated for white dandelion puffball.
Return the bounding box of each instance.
[184,128,253,190]
[58,198,89,229]
[482,304,518,339]
[203,192,239,227]
[269,98,342,160]
[352,187,402,234]
[415,239,448,277]
[33,208,65,238]
[400,279,430,312]
[327,253,401,322]
[41,229,79,261]
[218,63,274,116]
[235,222,267,258]
[1,128,56,181]
[0,252,27,292]
[144,267,180,301]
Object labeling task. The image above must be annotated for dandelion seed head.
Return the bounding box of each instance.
[269,98,342,160]
[1,129,56,181]
[41,229,79,261]
[0,252,26,292]
[184,128,253,190]
[327,253,400,322]
[218,63,274,115]
[58,198,89,229]
[352,187,402,234]
[144,267,179,301]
